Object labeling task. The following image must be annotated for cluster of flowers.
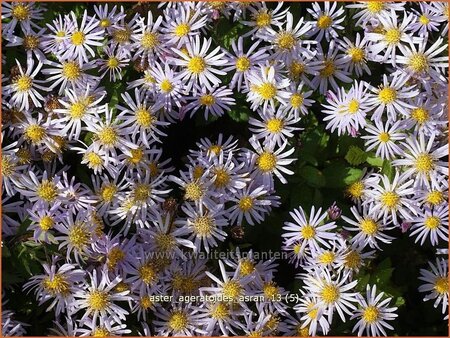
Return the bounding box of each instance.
[1,1,448,336]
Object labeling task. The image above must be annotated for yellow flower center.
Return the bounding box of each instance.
[56,31,66,38]
[37,180,58,202]
[345,250,361,269]
[188,56,206,74]
[100,18,111,28]
[168,311,189,331]
[257,152,277,172]
[39,215,54,231]
[411,107,429,124]
[139,262,158,285]
[256,82,277,100]
[25,124,46,143]
[367,1,384,13]
[378,87,397,104]
[100,184,117,202]
[419,15,430,25]
[133,183,151,202]
[107,247,125,270]
[319,251,335,265]
[11,4,30,20]
[408,53,429,73]
[160,79,173,93]
[347,47,365,63]
[346,181,364,199]
[301,225,316,239]
[276,32,296,50]
[69,101,87,119]
[88,290,110,311]
[114,282,129,293]
[208,144,222,156]
[255,11,271,28]
[71,31,85,46]
[415,153,434,173]
[174,23,190,37]
[141,31,160,49]
[193,216,214,236]
[155,233,176,251]
[384,28,401,44]
[1,157,15,177]
[348,99,360,113]
[266,118,284,133]
[426,191,444,206]
[62,62,82,80]
[135,108,155,128]
[43,274,70,296]
[184,181,204,201]
[97,126,118,146]
[15,75,33,92]
[317,15,333,29]
[239,259,255,276]
[113,28,131,43]
[360,218,378,235]
[23,35,39,50]
[211,302,230,319]
[320,284,340,304]
[320,60,335,77]
[263,281,279,300]
[424,216,441,229]
[84,152,102,168]
[107,57,119,68]
[236,56,251,72]
[238,196,254,212]
[200,94,216,106]
[289,61,305,81]
[290,93,304,108]
[381,191,400,209]
[223,280,243,300]
[434,276,448,294]
[92,327,110,337]
[213,168,230,188]
[140,295,153,309]
[68,223,90,249]
[362,306,380,323]
[378,132,391,143]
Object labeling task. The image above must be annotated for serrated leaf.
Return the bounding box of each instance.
[366,155,384,167]
[345,145,367,165]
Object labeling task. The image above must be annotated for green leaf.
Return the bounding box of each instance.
[345,145,367,165]
[322,162,362,188]
[299,166,326,188]
[366,154,384,167]
[382,160,395,180]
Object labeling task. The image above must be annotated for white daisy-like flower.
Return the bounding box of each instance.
[246,65,291,111]
[311,40,352,95]
[351,284,398,337]
[5,22,48,63]
[322,80,371,136]
[222,37,270,92]
[153,302,206,336]
[392,132,448,185]
[307,1,345,42]
[150,61,186,112]
[365,73,419,121]
[241,2,289,37]
[365,9,419,63]
[186,85,235,120]
[61,11,104,65]
[247,137,296,188]
[177,202,228,253]
[342,205,396,250]
[1,1,44,34]
[410,2,445,37]
[294,290,330,336]
[363,171,417,225]
[283,81,314,117]
[98,45,130,82]
[346,1,405,28]
[361,119,406,160]
[304,268,358,323]
[3,58,48,111]
[170,35,227,92]
[41,13,74,56]
[92,4,126,33]
[282,205,337,252]
[338,33,372,77]
[418,258,449,315]
[409,204,449,246]
[72,268,131,326]
[249,106,301,147]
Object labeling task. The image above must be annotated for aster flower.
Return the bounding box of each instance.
[241,2,289,37]
[282,205,338,252]
[346,1,405,28]
[409,204,449,246]
[61,11,104,65]
[351,284,398,336]
[307,1,345,42]
[418,258,449,315]
[98,45,130,82]
[1,1,44,34]
[185,85,236,120]
[361,119,406,160]
[170,36,227,92]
